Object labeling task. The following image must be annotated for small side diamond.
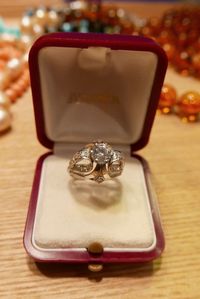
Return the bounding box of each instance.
[80,148,90,159]
[95,176,105,184]
[111,150,122,162]
[110,164,121,172]
[74,160,93,173]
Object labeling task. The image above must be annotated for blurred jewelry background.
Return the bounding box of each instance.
[0,0,200,134]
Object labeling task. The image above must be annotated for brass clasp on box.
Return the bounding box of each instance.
[87,242,104,272]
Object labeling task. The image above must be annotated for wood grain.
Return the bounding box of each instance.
[0,2,200,298]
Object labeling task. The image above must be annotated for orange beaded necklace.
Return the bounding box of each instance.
[0,37,30,133]
[138,7,200,122]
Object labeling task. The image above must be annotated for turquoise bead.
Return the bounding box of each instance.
[62,22,72,32]
[5,27,21,38]
[0,18,5,33]
[0,17,20,37]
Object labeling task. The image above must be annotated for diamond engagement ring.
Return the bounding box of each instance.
[68,141,125,183]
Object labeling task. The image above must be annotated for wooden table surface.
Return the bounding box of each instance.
[1,2,200,298]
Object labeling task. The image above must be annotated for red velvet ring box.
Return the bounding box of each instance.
[24,32,167,265]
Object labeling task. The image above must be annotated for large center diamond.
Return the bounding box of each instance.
[91,142,113,165]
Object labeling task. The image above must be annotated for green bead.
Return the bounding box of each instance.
[104,26,113,34]
[79,26,88,33]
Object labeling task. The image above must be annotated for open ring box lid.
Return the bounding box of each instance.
[24,32,167,265]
